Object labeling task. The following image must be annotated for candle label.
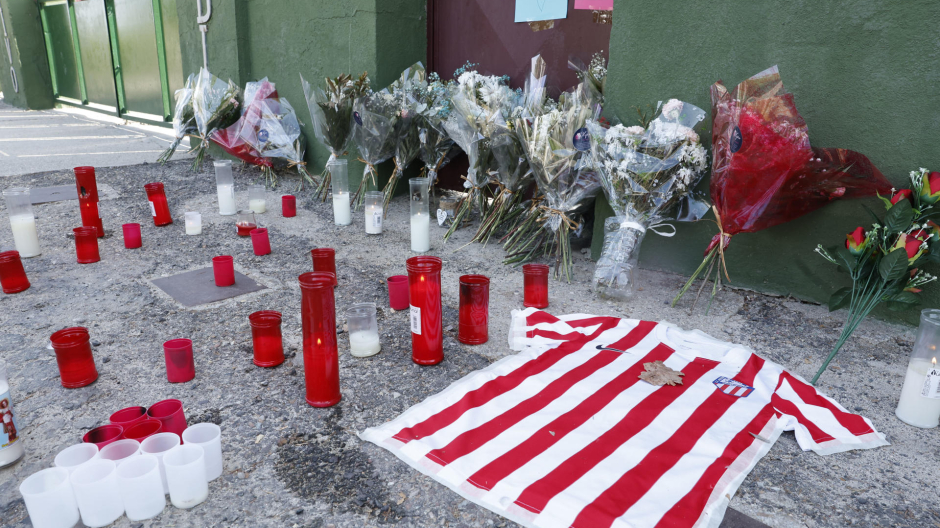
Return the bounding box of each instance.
[372,211,383,230]
[410,305,421,335]
[437,209,448,226]
[0,389,20,449]
[149,200,156,217]
[920,367,940,399]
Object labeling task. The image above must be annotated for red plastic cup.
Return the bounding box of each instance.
[147,399,187,438]
[82,424,124,448]
[163,339,196,383]
[144,182,173,226]
[523,264,550,309]
[387,275,409,311]
[122,223,142,249]
[110,406,148,429]
[299,272,341,407]
[282,195,296,217]
[311,248,337,286]
[249,310,284,367]
[122,419,162,441]
[74,166,104,238]
[407,256,444,365]
[0,251,30,294]
[459,275,490,345]
[50,327,98,388]
[250,228,271,256]
[73,226,100,264]
[212,255,235,287]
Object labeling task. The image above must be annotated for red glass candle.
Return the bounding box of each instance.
[110,406,148,429]
[73,227,100,264]
[163,339,196,383]
[311,248,337,286]
[122,419,162,441]
[82,424,123,448]
[122,223,142,249]
[0,251,30,294]
[250,228,271,256]
[459,275,490,345]
[406,256,443,365]
[282,195,296,217]
[212,255,235,287]
[299,272,341,407]
[236,210,256,236]
[523,264,550,309]
[144,182,173,226]
[50,327,98,388]
[74,166,104,238]
[147,399,187,438]
[249,310,284,367]
[387,275,409,310]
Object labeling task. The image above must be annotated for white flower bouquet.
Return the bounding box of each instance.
[348,90,398,210]
[158,73,196,165]
[416,72,456,197]
[378,63,428,212]
[237,97,312,188]
[189,67,241,172]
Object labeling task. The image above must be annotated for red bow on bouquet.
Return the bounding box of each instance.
[674,66,892,311]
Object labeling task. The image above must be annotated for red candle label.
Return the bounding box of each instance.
[0,389,19,448]
[410,306,421,335]
[149,201,157,217]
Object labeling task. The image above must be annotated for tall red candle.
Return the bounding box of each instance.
[74,166,104,238]
[311,248,337,286]
[50,327,98,388]
[407,256,443,365]
[458,275,490,345]
[144,182,173,226]
[73,227,100,264]
[523,264,550,309]
[0,251,30,293]
[299,272,341,407]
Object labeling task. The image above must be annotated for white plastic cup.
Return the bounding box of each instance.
[116,454,166,521]
[162,444,209,509]
[53,442,99,474]
[69,459,124,527]
[98,439,141,466]
[140,432,180,494]
[182,422,222,481]
[19,467,80,528]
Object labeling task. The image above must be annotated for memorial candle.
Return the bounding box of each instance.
[235,210,256,236]
[184,212,202,235]
[299,272,341,407]
[364,191,383,234]
[407,256,443,365]
[3,188,40,257]
[214,160,237,216]
[74,166,104,238]
[346,303,381,358]
[896,309,940,428]
[409,177,430,252]
[144,183,173,226]
[330,159,351,226]
[249,184,266,214]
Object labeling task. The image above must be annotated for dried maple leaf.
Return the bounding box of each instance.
[639,361,685,386]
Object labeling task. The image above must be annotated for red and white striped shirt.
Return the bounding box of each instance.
[361,309,888,528]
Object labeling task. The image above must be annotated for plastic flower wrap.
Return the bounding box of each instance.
[190,67,241,171]
[210,78,278,172]
[673,66,893,311]
[158,73,196,164]
[416,72,455,197]
[348,92,397,209]
[301,72,371,200]
[589,99,708,300]
[378,63,428,213]
[441,64,514,242]
[505,81,602,281]
[237,97,312,187]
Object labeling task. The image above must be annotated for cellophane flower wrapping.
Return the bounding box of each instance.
[190,67,241,171]
[379,63,428,212]
[158,73,196,164]
[349,93,396,208]
[237,97,311,187]
[589,99,708,300]
[210,78,278,171]
[300,72,371,199]
[417,72,456,195]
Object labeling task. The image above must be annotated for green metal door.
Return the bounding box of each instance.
[73,0,117,110]
[111,0,163,118]
[39,1,82,101]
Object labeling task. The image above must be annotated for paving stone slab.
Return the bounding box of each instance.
[30,185,77,204]
[151,267,267,307]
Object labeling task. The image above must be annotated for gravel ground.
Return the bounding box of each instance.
[0,159,934,528]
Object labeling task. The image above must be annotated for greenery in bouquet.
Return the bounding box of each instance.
[417,72,456,197]
[812,169,940,384]
[301,72,371,200]
[349,90,398,210]
[189,67,241,172]
[158,73,196,164]
[378,63,428,213]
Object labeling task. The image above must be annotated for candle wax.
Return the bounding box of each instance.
[9,214,40,257]
[896,358,940,428]
[249,199,266,214]
[236,222,256,236]
[333,193,351,225]
[185,220,202,235]
[411,213,430,252]
[348,330,381,358]
[365,206,383,234]
[217,184,237,215]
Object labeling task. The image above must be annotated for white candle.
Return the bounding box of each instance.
[10,214,40,257]
[184,212,202,235]
[332,192,351,225]
[411,213,430,252]
[217,184,236,216]
[249,198,266,214]
[365,205,383,234]
[349,330,381,358]
[896,357,940,428]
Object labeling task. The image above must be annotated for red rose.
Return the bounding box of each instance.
[845,227,867,255]
[890,189,913,205]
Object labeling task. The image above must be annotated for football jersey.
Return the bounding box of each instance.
[361,309,888,528]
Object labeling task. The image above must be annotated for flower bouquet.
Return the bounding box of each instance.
[813,169,940,383]
[237,97,312,187]
[190,67,241,172]
[416,72,456,197]
[504,81,602,281]
[158,73,196,164]
[379,63,428,213]
[210,78,278,172]
[590,99,709,300]
[348,92,397,210]
[301,72,371,200]
[672,66,893,312]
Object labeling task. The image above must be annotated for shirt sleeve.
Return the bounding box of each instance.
[508,308,624,351]
[771,372,889,455]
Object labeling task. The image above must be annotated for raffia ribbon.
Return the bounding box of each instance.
[711,205,732,281]
[538,205,579,233]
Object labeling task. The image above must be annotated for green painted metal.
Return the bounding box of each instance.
[102,0,126,113]
[72,0,117,110]
[150,0,171,119]
[66,0,87,103]
[38,3,60,97]
[110,0,163,117]
[42,1,81,100]
[159,0,184,103]
[0,0,54,109]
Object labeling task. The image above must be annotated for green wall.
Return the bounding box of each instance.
[0,0,54,109]
[594,0,940,324]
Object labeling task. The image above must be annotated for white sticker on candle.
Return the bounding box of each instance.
[437,209,447,226]
[921,367,940,399]
[149,201,157,217]
[372,211,383,230]
[410,305,421,335]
